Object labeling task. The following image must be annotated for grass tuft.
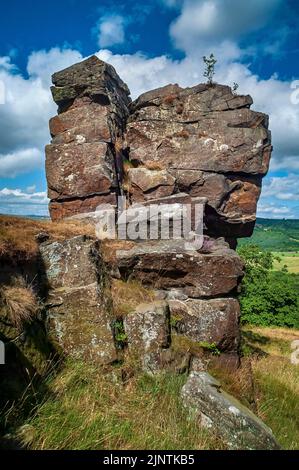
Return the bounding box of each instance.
[0,283,39,330]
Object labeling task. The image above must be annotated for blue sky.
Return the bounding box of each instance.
[0,0,299,218]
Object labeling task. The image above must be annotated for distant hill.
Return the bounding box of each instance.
[239,218,299,252]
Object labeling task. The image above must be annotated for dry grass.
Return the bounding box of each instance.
[15,360,222,450]
[211,326,299,449]
[0,215,94,261]
[0,283,39,330]
[111,279,155,317]
[101,239,136,263]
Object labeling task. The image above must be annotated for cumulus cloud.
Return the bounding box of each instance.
[0,0,298,218]
[168,0,283,53]
[257,203,293,218]
[1,44,298,185]
[0,148,43,178]
[0,48,84,179]
[27,47,83,87]
[262,175,299,201]
[95,15,126,48]
[0,187,48,216]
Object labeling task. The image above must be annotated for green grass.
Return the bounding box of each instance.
[209,326,299,450]
[273,251,299,273]
[2,329,299,450]
[8,360,221,450]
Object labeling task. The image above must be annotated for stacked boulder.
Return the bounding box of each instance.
[46,56,131,220]
[125,83,271,240]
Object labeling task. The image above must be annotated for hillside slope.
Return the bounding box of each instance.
[239,218,299,251]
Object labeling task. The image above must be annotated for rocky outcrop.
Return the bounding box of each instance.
[126,83,271,238]
[47,55,131,220]
[45,67,271,369]
[181,371,279,450]
[45,56,270,369]
[42,57,277,449]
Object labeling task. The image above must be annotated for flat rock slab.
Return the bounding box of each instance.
[181,371,280,450]
[49,193,117,221]
[115,239,244,298]
[168,298,240,352]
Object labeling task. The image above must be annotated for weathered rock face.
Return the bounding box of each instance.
[46,55,131,220]
[114,238,244,298]
[126,83,271,238]
[124,301,170,374]
[45,58,271,368]
[181,371,280,450]
[168,298,240,352]
[39,235,117,364]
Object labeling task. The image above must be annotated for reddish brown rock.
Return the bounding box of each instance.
[46,142,115,200]
[127,167,175,201]
[49,103,111,144]
[49,193,117,221]
[126,83,271,238]
[114,239,244,298]
[51,55,130,120]
[46,56,131,221]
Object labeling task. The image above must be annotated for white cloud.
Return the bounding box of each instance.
[257,203,293,218]
[0,48,84,178]
[0,148,43,178]
[169,0,283,53]
[262,175,299,201]
[0,1,298,219]
[27,47,83,88]
[0,187,49,216]
[0,44,298,187]
[95,15,126,48]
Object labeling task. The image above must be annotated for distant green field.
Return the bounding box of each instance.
[273,251,299,274]
[239,218,299,252]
